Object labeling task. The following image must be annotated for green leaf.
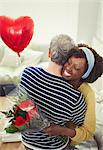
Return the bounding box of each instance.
[5,124,19,133]
[17,124,27,131]
[7,113,14,118]
[9,110,13,114]
[1,111,9,116]
[9,118,14,122]
[15,109,27,119]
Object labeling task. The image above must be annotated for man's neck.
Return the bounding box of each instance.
[46,61,62,77]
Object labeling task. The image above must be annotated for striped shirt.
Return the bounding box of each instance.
[19,67,86,150]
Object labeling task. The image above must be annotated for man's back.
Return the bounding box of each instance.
[19,66,86,150]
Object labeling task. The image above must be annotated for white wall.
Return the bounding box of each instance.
[91,0,103,92]
[0,0,101,45]
[0,0,79,44]
[92,0,103,55]
[77,0,100,44]
[0,0,102,91]
[0,0,102,44]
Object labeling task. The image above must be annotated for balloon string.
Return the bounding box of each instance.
[18,53,20,57]
[17,52,21,66]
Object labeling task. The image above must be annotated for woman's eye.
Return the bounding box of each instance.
[75,67,80,70]
[67,61,71,65]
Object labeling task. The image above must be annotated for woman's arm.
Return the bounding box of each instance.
[71,83,96,145]
[43,123,76,137]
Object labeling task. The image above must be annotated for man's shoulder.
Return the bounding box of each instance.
[21,66,42,78]
[65,83,82,95]
[63,83,84,103]
[23,66,41,73]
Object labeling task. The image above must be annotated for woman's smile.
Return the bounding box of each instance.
[63,70,72,77]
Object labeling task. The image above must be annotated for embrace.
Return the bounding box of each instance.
[19,34,103,150]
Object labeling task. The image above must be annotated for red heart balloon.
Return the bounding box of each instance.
[0,16,34,56]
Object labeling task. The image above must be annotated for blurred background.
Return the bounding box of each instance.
[0,0,103,90]
[0,0,102,46]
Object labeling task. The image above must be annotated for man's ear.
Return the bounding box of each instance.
[48,49,51,58]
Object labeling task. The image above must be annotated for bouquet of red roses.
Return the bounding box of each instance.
[1,99,49,133]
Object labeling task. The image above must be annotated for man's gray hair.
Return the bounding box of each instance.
[50,34,75,65]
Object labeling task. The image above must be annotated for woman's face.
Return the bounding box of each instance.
[62,56,87,81]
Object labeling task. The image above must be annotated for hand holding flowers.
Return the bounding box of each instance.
[1,99,48,133]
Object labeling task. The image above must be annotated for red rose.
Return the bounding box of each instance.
[13,116,26,126]
[13,106,21,114]
[18,100,35,109]
[26,112,30,122]
[28,107,38,120]
[17,100,38,120]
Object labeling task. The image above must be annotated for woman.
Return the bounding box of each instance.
[44,44,103,147]
[70,44,103,145]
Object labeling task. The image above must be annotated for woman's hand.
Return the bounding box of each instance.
[43,124,76,137]
[43,124,66,136]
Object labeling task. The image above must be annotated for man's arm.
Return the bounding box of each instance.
[43,92,86,139]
